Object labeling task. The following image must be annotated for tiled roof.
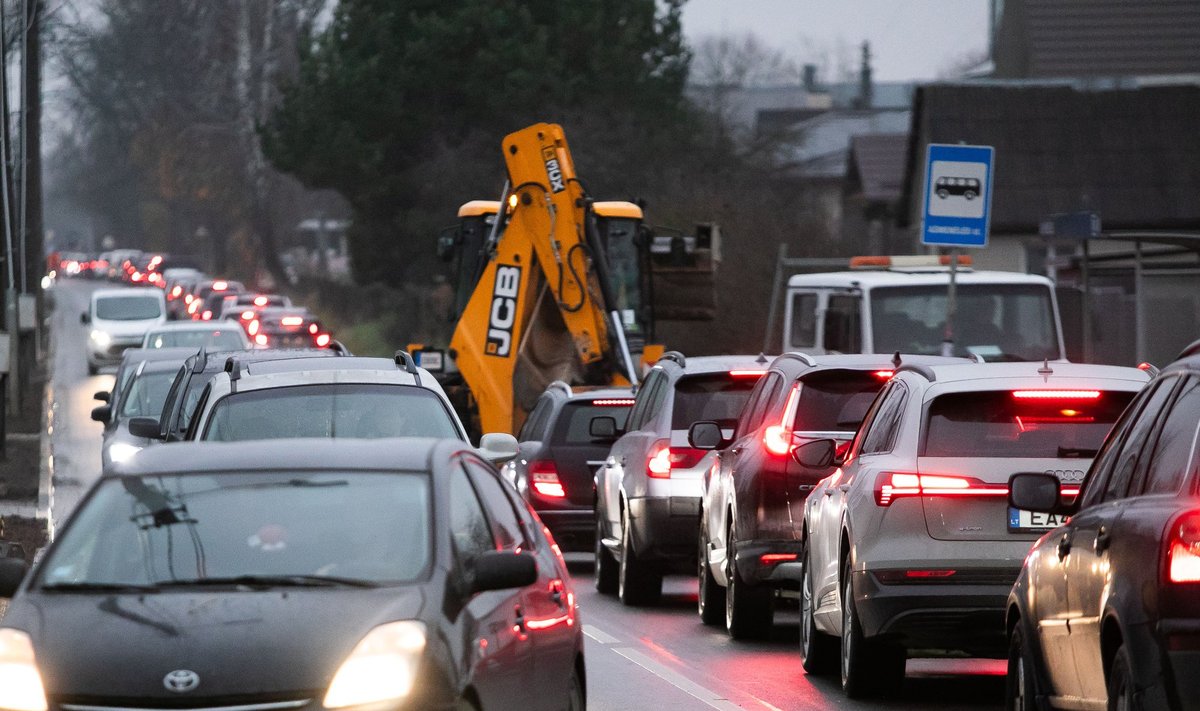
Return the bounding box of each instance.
[846,133,908,203]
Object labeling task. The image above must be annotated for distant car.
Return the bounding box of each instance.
[799,361,1148,698]
[594,351,767,605]
[248,306,332,348]
[0,438,586,711]
[82,288,167,374]
[94,358,188,472]
[184,279,244,319]
[195,281,249,321]
[165,273,205,320]
[691,353,967,639]
[140,321,251,350]
[217,293,293,324]
[1006,344,1200,710]
[501,382,634,551]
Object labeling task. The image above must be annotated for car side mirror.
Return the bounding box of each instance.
[471,550,538,594]
[128,416,163,440]
[792,438,838,468]
[80,312,90,325]
[1009,472,1073,515]
[94,390,110,402]
[688,421,724,450]
[479,433,519,465]
[90,405,111,423]
[589,416,619,442]
[0,557,28,598]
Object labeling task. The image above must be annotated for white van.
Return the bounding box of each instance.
[83,288,167,374]
[781,257,1066,361]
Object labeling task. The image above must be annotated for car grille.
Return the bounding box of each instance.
[54,697,313,711]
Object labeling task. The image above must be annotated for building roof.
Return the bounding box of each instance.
[992,0,1200,79]
[899,83,1200,232]
[845,133,909,203]
[786,109,911,179]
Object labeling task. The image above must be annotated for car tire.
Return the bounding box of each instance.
[1107,645,1136,711]
[937,188,949,199]
[1006,623,1039,711]
[841,562,904,698]
[964,190,977,200]
[698,525,725,626]
[594,512,618,595]
[724,523,773,640]
[618,505,661,606]
[800,538,837,675]
[567,667,585,711]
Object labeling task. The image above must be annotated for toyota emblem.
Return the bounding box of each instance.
[163,670,200,693]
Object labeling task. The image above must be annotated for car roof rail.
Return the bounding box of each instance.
[1176,338,1200,361]
[547,380,573,397]
[1137,361,1160,377]
[895,363,937,382]
[394,350,422,384]
[657,350,687,368]
[194,345,207,369]
[779,351,815,367]
[224,356,243,393]
[328,340,352,356]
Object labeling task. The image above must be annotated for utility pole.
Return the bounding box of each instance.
[22,0,43,379]
[0,0,19,416]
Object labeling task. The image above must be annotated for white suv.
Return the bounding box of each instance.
[797,361,1149,698]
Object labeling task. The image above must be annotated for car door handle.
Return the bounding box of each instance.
[1057,534,1072,560]
[838,484,851,493]
[730,447,743,455]
[1094,526,1112,555]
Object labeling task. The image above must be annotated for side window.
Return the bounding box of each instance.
[824,294,862,354]
[848,381,892,458]
[1144,378,1200,496]
[448,465,495,560]
[859,383,907,455]
[789,293,818,349]
[626,373,662,431]
[1100,378,1178,503]
[736,372,783,438]
[463,459,527,551]
[641,373,672,426]
[518,398,551,442]
[187,384,214,440]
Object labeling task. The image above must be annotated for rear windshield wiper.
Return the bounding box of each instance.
[154,574,381,589]
[41,582,161,593]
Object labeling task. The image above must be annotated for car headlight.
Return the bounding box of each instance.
[0,629,48,711]
[323,620,426,709]
[108,443,143,464]
[89,330,111,347]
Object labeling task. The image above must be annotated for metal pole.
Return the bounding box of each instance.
[1081,240,1091,363]
[763,242,787,353]
[1134,239,1145,364]
[17,0,25,294]
[941,248,959,357]
[0,0,19,415]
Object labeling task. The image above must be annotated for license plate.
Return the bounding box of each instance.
[1008,507,1069,532]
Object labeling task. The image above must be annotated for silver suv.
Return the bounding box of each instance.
[593,352,767,605]
[797,361,1148,698]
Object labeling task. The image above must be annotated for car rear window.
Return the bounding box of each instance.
[96,296,161,320]
[671,373,759,429]
[793,370,889,432]
[553,401,633,444]
[922,389,1136,458]
[147,328,246,350]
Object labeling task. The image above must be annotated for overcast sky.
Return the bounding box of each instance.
[682,0,992,82]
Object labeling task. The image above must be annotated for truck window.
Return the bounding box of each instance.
[824,295,862,353]
[789,293,817,349]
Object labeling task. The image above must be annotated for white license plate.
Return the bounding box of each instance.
[1008,507,1069,532]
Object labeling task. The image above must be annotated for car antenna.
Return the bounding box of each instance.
[892,351,902,369]
[1038,359,1053,382]
[755,352,769,366]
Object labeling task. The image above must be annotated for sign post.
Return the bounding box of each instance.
[920,143,995,356]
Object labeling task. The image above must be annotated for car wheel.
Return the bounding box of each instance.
[937,188,949,199]
[1006,623,1039,711]
[964,190,977,200]
[594,511,618,595]
[800,538,837,674]
[1107,645,1135,711]
[567,667,585,711]
[724,522,773,640]
[841,561,904,698]
[698,524,725,626]
[618,505,661,606]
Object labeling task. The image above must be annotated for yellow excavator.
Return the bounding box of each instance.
[422,123,717,437]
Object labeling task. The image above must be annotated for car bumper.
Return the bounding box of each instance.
[628,495,700,562]
[536,508,594,552]
[1158,620,1200,711]
[87,339,142,365]
[732,538,804,587]
[852,568,1017,657]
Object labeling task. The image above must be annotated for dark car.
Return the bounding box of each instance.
[96,358,192,472]
[1006,342,1200,710]
[0,438,585,711]
[690,353,966,639]
[185,279,245,320]
[501,382,634,551]
[249,307,332,348]
[98,347,200,418]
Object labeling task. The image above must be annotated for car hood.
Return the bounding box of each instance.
[4,586,426,701]
[93,317,164,338]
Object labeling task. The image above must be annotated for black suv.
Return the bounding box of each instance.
[501,382,635,551]
[691,353,964,638]
[1006,343,1200,710]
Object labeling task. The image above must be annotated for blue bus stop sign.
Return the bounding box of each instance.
[920,143,995,248]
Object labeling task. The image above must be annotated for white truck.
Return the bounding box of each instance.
[778,256,1067,362]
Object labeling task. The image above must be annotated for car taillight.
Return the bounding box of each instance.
[873,370,894,379]
[131,272,143,282]
[315,334,331,347]
[1011,390,1101,400]
[188,300,199,314]
[255,334,268,346]
[763,382,803,456]
[729,370,765,378]
[1167,511,1200,584]
[254,296,268,306]
[529,460,565,499]
[309,323,319,334]
[874,472,1007,506]
[213,281,228,291]
[201,310,212,320]
[592,398,635,406]
[760,553,798,565]
[241,310,255,321]
[248,319,260,335]
[170,286,182,299]
[184,294,194,304]
[646,441,706,479]
[281,316,304,326]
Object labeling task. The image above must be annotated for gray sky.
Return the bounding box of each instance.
[682,1,992,82]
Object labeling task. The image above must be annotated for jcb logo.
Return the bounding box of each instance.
[542,146,566,193]
[486,266,521,357]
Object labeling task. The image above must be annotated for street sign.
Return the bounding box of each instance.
[1038,211,1101,239]
[920,143,995,248]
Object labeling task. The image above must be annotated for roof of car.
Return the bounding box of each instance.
[114,437,465,476]
[787,269,1054,289]
[92,287,163,300]
[907,361,1151,387]
[240,355,398,376]
[772,352,970,370]
[119,346,199,366]
[136,358,191,374]
[146,321,244,333]
[655,354,773,375]
[570,387,636,401]
[196,348,334,373]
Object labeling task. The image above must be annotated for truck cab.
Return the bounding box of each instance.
[781,257,1066,361]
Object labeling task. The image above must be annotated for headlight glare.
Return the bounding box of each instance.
[323,620,426,709]
[89,330,111,347]
[108,443,143,464]
[0,629,48,711]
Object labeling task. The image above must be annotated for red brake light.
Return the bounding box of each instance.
[873,370,895,379]
[254,334,268,346]
[315,334,331,347]
[592,399,635,406]
[1012,390,1101,400]
[253,296,268,306]
[529,460,565,499]
[760,553,798,565]
[1168,511,1200,584]
[241,310,255,321]
[874,472,1007,506]
[646,441,705,479]
[729,370,765,378]
[188,300,199,314]
[281,316,304,326]
[131,272,143,282]
[201,310,212,320]
[184,294,194,304]
[309,323,319,334]
[248,319,260,336]
[763,383,803,456]
[170,286,182,298]
[213,281,228,291]
[905,569,956,579]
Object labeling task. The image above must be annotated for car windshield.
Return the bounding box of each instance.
[120,369,179,419]
[871,284,1058,362]
[146,328,246,350]
[793,370,889,432]
[95,296,161,321]
[39,472,431,587]
[922,389,1137,458]
[554,402,632,444]
[202,383,460,441]
[671,373,759,429]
